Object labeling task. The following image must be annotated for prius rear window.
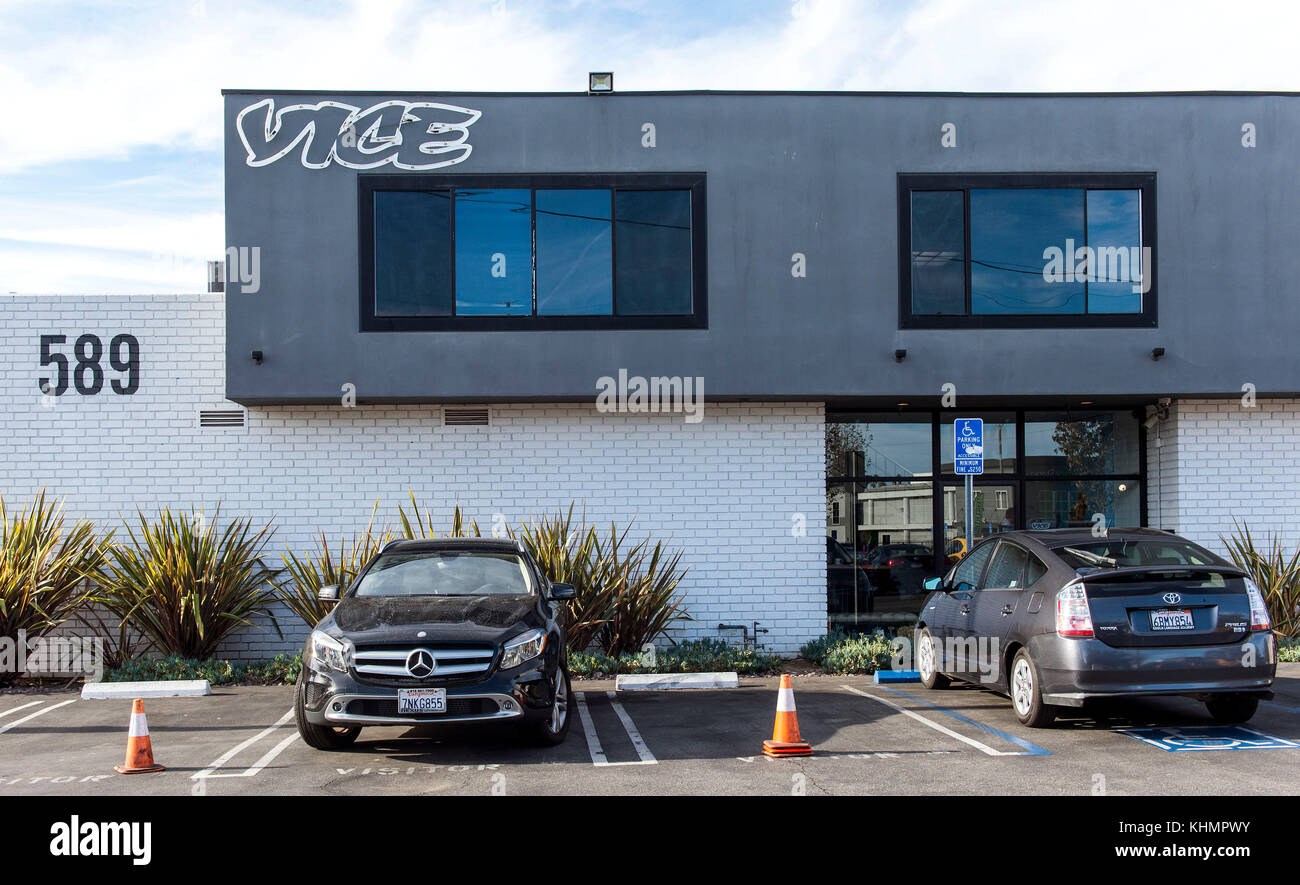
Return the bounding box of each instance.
[1054,539,1221,571]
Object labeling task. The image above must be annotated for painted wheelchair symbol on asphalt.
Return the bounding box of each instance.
[1117,725,1300,752]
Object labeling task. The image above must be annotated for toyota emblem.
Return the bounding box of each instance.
[1162,592,1182,605]
[405,649,436,678]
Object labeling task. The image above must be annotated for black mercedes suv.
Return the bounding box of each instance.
[294,537,575,750]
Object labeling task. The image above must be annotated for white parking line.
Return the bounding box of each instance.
[192,709,295,780]
[573,692,656,767]
[0,701,44,722]
[840,685,1020,757]
[605,691,657,764]
[573,692,608,766]
[0,699,76,735]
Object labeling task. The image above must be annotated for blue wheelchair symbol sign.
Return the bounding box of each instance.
[1118,725,1300,752]
[954,419,983,476]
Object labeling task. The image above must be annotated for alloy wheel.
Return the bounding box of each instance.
[1012,657,1034,715]
[549,670,568,734]
[918,633,935,680]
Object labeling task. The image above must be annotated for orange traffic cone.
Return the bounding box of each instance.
[762,674,813,757]
[114,699,165,774]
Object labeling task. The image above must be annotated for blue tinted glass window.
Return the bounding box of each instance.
[374,191,451,316]
[910,191,965,315]
[615,190,692,315]
[536,190,613,315]
[971,188,1085,314]
[454,189,532,316]
[1086,189,1143,314]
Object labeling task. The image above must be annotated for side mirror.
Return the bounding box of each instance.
[951,581,976,599]
[318,584,340,602]
[923,577,943,592]
[549,582,577,601]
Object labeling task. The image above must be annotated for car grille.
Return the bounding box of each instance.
[352,643,496,684]
[304,682,329,710]
[346,698,497,719]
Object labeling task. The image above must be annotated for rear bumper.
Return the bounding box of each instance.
[1032,631,1276,707]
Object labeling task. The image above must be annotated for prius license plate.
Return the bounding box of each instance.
[397,688,446,714]
[1150,609,1195,631]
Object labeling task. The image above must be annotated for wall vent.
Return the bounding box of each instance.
[197,408,247,429]
[442,406,491,427]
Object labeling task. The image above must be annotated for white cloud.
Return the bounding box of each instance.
[5,0,1297,174]
[1,0,1296,293]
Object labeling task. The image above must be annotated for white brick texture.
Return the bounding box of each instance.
[1,295,827,659]
[1146,398,1300,555]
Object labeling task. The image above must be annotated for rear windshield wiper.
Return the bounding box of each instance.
[1061,547,1118,568]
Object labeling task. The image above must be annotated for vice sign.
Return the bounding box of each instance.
[236,98,482,170]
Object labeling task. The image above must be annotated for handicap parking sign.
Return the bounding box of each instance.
[1118,725,1300,752]
[954,418,983,475]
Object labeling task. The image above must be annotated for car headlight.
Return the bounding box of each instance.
[500,628,547,669]
[309,630,353,673]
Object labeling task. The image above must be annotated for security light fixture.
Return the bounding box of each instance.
[1142,399,1172,429]
[251,349,263,364]
[588,72,613,94]
[1151,347,1165,361]
[893,349,907,363]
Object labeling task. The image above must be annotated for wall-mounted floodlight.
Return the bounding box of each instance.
[1151,347,1166,361]
[893,349,907,363]
[588,72,613,94]
[251,350,264,364]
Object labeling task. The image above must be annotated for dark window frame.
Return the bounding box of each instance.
[359,172,707,331]
[897,172,1157,329]
[826,407,1148,576]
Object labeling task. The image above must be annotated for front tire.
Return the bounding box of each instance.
[917,628,951,690]
[295,678,361,750]
[1206,694,1259,724]
[1009,648,1056,727]
[528,665,571,746]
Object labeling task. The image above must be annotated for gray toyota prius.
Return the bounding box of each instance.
[915,528,1276,727]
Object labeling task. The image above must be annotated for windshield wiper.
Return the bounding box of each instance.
[1062,547,1118,568]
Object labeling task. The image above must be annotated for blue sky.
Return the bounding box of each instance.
[1,0,1295,294]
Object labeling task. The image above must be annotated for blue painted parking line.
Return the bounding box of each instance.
[1262,700,1300,713]
[875,686,1051,756]
[1117,725,1300,752]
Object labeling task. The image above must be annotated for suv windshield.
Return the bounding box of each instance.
[1054,538,1222,571]
[354,551,536,598]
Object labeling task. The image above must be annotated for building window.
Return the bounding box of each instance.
[360,173,707,331]
[898,173,1156,329]
[827,408,1147,585]
[373,191,452,317]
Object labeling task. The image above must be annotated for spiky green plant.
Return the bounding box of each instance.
[1222,520,1300,637]
[95,507,283,658]
[0,492,114,684]
[602,534,690,658]
[512,505,620,651]
[512,506,691,655]
[280,501,391,627]
[398,491,481,539]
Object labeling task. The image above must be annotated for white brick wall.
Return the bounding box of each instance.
[1146,397,1300,555]
[0,295,827,659]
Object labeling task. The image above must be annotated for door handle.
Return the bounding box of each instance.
[1001,604,1014,616]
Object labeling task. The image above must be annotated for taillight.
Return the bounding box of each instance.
[1056,584,1094,637]
[1245,579,1272,632]
[886,558,901,567]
